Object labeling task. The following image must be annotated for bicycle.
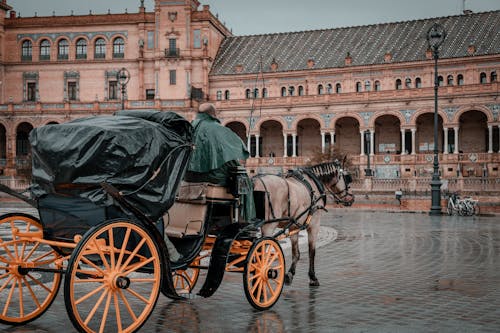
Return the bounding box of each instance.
[446,193,479,216]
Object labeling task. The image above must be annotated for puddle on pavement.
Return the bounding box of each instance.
[434,278,486,297]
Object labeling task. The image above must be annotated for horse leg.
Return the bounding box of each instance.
[285,233,300,285]
[307,217,321,286]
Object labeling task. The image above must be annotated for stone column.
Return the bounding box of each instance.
[283,133,288,157]
[360,131,365,156]
[401,129,406,155]
[443,127,449,154]
[255,134,260,158]
[488,125,493,153]
[370,130,375,156]
[454,127,459,154]
[321,132,325,153]
[247,134,251,155]
[292,133,297,157]
[411,128,416,155]
[330,131,335,146]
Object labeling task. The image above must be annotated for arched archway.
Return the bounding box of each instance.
[458,110,488,153]
[374,115,401,154]
[16,122,34,157]
[335,117,360,156]
[226,121,247,143]
[297,118,321,157]
[0,124,6,162]
[259,120,284,157]
[416,113,443,153]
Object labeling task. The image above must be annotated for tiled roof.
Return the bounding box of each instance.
[210,10,500,75]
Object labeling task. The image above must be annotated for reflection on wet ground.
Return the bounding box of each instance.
[1,209,499,332]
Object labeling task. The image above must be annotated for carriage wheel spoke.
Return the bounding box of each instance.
[3,277,16,316]
[0,243,16,262]
[18,278,24,317]
[92,238,111,272]
[99,290,112,333]
[0,274,14,292]
[22,276,41,308]
[113,292,123,332]
[121,238,146,270]
[31,249,58,264]
[22,242,40,261]
[129,277,156,283]
[84,288,108,325]
[80,256,105,276]
[75,284,106,306]
[108,229,115,270]
[118,289,137,321]
[26,273,52,293]
[122,257,154,276]
[116,228,131,270]
[126,287,151,305]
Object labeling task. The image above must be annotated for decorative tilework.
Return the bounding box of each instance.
[321,113,335,127]
[444,107,459,121]
[487,104,499,121]
[400,109,416,124]
[284,115,295,129]
[359,112,373,126]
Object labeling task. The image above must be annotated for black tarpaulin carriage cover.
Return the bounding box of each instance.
[29,110,193,241]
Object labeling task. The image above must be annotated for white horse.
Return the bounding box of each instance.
[252,160,354,286]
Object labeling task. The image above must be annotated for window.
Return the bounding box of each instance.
[146,89,155,100]
[27,82,36,102]
[39,39,50,61]
[288,86,294,96]
[254,88,259,98]
[95,38,106,59]
[374,81,380,91]
[58,39,69,60]
[480,72,487,84]
[317,84,323,95]
[326,84,332,94]
[166,38,178,57]
[193,29,201,48]
[147,31,155,49]
[67,82,77,100]
[457,74,464,85]
[76,38,87,59]
[447,75,454,85]
[298,85,304,96]
[355,82,362,92]
[491,71,498,83]
[108,81,118,100]
[335,83,342,93]
[246,89,251,99]
[113,37,125,58]
[281,87,287,97]
[405,78,411,89]
[415,77,422,88]
[216,90,222,100]
[438,76,444,86]
[262,88,268,98]
[21,40,32,61]
[365,80,371,92]
[395,79,402,90]
[169,70,176,85]
[225,90,230,100]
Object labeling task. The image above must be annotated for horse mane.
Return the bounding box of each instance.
[306,162,338,182]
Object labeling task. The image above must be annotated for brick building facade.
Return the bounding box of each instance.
[0,0,499,198]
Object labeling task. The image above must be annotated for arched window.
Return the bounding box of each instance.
[447,75,454,85]
[281,87,287,97]
[364,80,371,92]
[262,88,268,98]
[94,38,106,59]
[113,37,125,58]
[245,89,251,99]
[288,86,295,96]
[58,39,69,60]
[374,81,381,91]
[355,82,362,92]
[491,71,498,83]
[298,85,304,96]
[216,90,222,100]
[21,40,32,61]
[326,83,332,94]
[317,84,324,95]
[224,90,230,100]
[335,83,342,93]
[438,75,444,86]
[457,74,464,85]
[395,79,402,90]
[253,88,259,98]
[415,77,422,88]
[405,78,412,89]
[480,72,487,84]
[76,38,87,59]
[39,39,50,61]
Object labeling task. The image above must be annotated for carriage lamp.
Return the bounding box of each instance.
[427,23,446,215]
[117,67,130,110]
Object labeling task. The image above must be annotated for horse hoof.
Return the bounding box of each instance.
[309,280,320,287]
[284,273,293,285]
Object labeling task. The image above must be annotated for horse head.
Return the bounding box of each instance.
[308,160,355,206]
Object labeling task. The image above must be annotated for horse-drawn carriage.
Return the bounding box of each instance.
[0,110,353,332]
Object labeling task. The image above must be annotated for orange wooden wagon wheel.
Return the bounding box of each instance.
[0,213,62,325]
[243,237,285,311]
[173,258,200,294]
[64,219,161,333]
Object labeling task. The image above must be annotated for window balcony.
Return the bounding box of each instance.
[58,54,69,60]
[164,48,180,58]
[76,54,87,60]
[94,53,106,59]
[113,53,124,59]
[39,55,50,61]
[21,55,32,62]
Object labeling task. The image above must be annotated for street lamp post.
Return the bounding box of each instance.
[117,67,130,110]
[427,23,446,215]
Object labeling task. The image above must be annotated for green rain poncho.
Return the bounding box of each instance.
[186,112,255,221]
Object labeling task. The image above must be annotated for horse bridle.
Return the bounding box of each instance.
[325,169,353,206]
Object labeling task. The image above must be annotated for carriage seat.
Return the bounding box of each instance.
[164,182,234,238]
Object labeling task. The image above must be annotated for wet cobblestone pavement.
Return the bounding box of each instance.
[1,207,499,332]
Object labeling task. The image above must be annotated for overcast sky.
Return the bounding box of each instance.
[7,0,500,35]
